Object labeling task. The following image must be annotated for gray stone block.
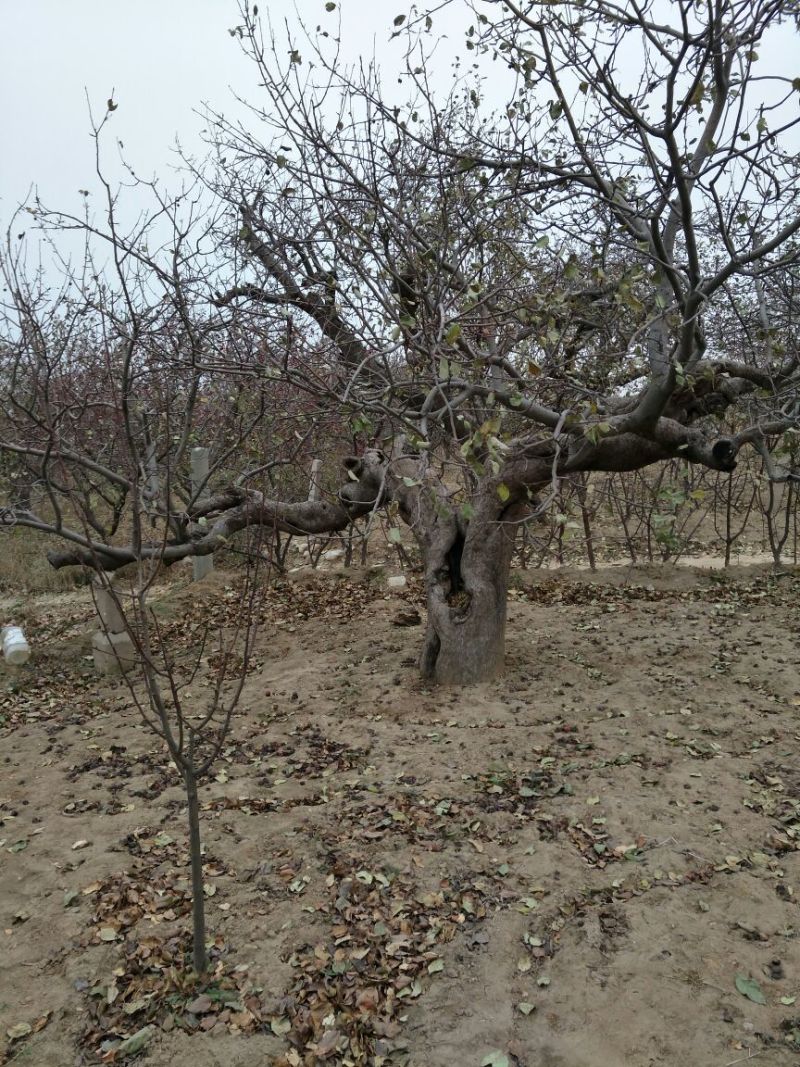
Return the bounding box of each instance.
[92,630,137,675]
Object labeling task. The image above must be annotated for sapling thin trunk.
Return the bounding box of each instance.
[609,475,638,564]
[762,468,792,568]
[140,579,258,976]
[183,748,207,974]
[714,466,756,567]
[725,471,734,567]
[576,474,596,572]
[90,532,263,978]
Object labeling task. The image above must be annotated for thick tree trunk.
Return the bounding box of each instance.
[421,571,509,683]
[419,522,515,685]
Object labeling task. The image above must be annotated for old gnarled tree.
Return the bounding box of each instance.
[2,0,799,683]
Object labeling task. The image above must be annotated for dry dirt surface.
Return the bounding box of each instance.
[1,563,800,1067]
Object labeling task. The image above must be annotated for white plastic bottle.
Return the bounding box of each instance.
[1,625,31,666]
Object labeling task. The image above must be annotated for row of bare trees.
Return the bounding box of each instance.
[5,446,798,579]
[515,449,800,570]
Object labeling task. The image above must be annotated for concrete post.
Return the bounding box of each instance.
[191,447,214,581]
[91,578,136,676]
[305,457,323,556]
[308,458,322,502]
[93,580,127,634]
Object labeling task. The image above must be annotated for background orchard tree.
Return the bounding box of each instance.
[0,125,354,572]
[0,148,279,978]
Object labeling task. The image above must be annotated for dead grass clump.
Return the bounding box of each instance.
[0,528,86,595]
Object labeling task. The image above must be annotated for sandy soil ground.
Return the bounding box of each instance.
[1,562,799,1066]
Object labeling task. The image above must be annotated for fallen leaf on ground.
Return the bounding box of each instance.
[481,1052,510,1067]
[6,1022,32,1041]
[735,973,766,1005]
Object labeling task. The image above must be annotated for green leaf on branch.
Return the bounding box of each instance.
[584,422,611,445]
[689,81,706,107]
[496,483,511,503]
[564,259,580,280]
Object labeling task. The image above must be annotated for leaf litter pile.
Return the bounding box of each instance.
[271,859,490,1066]
[70,827,267,1062]
[2,565,800,1065]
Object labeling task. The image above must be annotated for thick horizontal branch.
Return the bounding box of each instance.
[700,357,799,391]
[19,489,373,572]
[212,284,286,308]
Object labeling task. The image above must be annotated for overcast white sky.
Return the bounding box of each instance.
[1,2,237,215]
[1,2,797,230]
[0,0,471,225]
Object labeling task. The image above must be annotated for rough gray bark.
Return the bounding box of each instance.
[420,530,514,684]
[355,451,528,684]
[190,447,214,581]
[429,481,535,680]
[184,762,207,975]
